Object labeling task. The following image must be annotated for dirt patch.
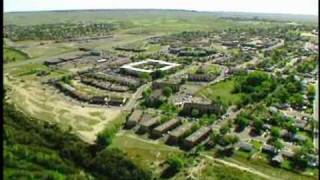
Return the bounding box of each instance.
[6,76,121,143]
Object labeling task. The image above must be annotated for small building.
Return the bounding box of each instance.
[262,124,272,130]
[271,154,284,166]
[294,120,307,130]
[97,59,107,63]
[281,131,295,141]
[44,58,65,66]
[262,144,278,155]
[269,106,278,113]
[139,115,160,133]
[168,47,181,54]
[125,110,143,128]
[152,79,181,92]
[183,126,211,149]
[55,82,91,102]
[281,150,295,159]
[307,154,319,167]
[276,103,290,110]
[181,100,223,117]
[107,96,127,106]
[293,134,306,143]
[90,96,106,105]
[167,123,192,144]
[79,47,90,51]
[187,74,216,82]
[237,142,253,152]
[152,119,181,138]
[216,144,234,155]
[90,51,101,56]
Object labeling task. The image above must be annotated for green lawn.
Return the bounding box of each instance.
[110,132,181,175]
[4,47,29,63]
[197,78,243,105]
[225,151,318,180]
[250,140,263,150]
[205,64,221,75]
[199,161,267,180]
[9,63,47,77]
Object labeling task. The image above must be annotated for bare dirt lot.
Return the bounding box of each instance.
[5,75,121,143]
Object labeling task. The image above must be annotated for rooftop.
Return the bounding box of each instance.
[169,123,192,138]
[121,59,180,73]
[153,118,180,132]
[185,126,211,142]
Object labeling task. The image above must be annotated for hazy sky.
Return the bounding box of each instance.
[4,0,318,15]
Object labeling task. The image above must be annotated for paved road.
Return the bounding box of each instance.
[124,82,151,111]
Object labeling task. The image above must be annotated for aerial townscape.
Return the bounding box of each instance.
[3,8,319,180]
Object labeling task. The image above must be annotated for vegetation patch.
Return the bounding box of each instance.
[4,47,29,64]
[197,78,243,106]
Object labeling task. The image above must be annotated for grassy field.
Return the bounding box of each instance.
[198,161,267,180]
[4,47,29,63]
[110,132,182,176]
[205,64,221,75]
[223,151,318,180]
[197,78,243,105]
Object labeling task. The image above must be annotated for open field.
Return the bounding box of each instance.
[110,131,182,176]
[197,78,243,105]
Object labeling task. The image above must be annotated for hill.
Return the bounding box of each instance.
[4,9,317,25]
[3,100,151,180]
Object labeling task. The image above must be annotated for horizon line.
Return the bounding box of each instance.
[4,8,318,16]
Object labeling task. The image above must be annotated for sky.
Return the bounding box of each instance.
[4,0,318,15]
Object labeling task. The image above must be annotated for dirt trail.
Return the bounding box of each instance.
[200,153,278,180]
[186,159,206,180]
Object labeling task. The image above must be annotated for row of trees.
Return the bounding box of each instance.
[266,75,306,110]
[4,23,118,41]
[234,71,276,106]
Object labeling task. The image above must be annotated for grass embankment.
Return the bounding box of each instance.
[4,47,29,63]
[3,101,151,180]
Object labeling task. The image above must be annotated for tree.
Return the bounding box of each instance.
[163,87,172,97]
[222,134,239,146]
[209,131,221,143]
[271,127,281,138]
[96,125,118,148]
[286,123,298,134]
[219,124,230,135]
[191,122,200,132]
[271,139,284,151]
[139,72,151,82]
[152,70,165,80]
[234,113,249,130]
[292,147,311,169]
[307,85,315,100]
[166,154,186,174]
[191,109,200,118]
[142,88,152,98]
[253,118,264,134]
[273,86,289,103]
[89,148,152,180]
[289,93,304,108]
